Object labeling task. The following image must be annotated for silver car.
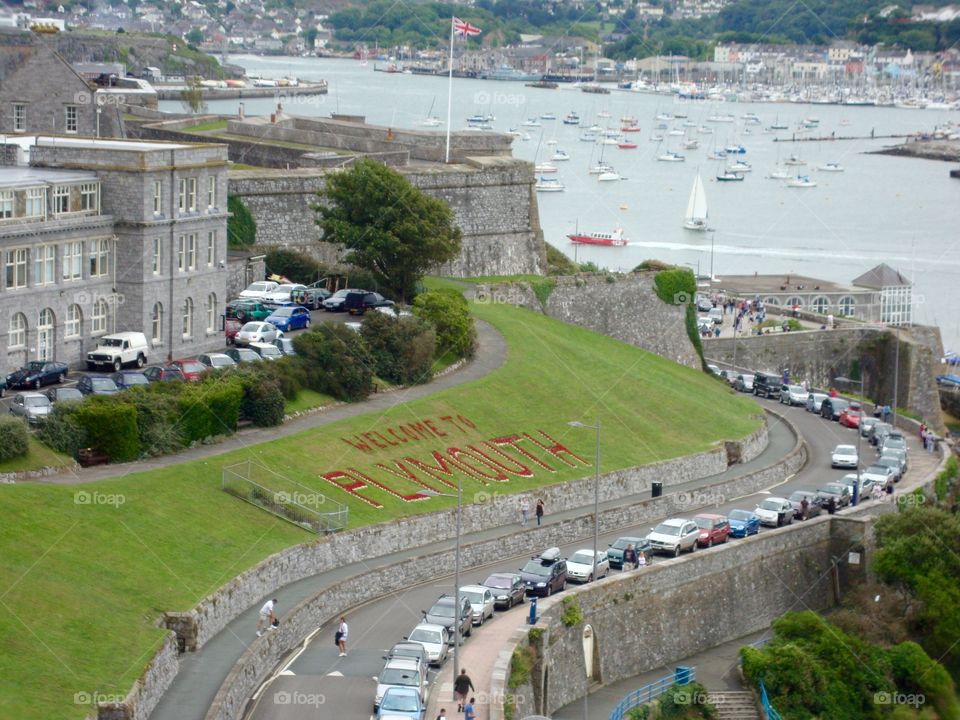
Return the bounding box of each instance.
[9,392,52,425]
[646,518,699,557]
[374,657,426,713]
[806,392,828,412]
[234,321,282,347]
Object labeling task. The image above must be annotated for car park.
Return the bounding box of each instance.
[248,341,284,361]
[234,321,282,346]
[752,371,782,399]
[198,353,237,370]
[225,299,272,322]
[734,374,754,393]
[225,347,263,364]
[238,281,279,301]
[459,585,495,625]
[86,332,148,371]
[818,482,851,508]
[820,397,849,421]
[806,392,828,413]
[6,361,69,390]
[779,384,807,406]
[606,536,652,568]
[143,365,185,383]
[376,685,424,720]
[374,658,426,713]
[755,497,794,527]
[345,290,395,316]
[830,444,859,469]
[77,375,120,395]
[646,518,699,557]
[839,407,865,428]
[274,337,296,356]
[519,547,567,596]
[46,387,82,405]
[111,371,150,390]
[727,509,760,538]
[383,642,428,673]
[481,573,525,609]
[565,549,610,583]
[404,623,449,666]
[874,456,903,482]
[422,594,472,643]
[265,305,312,332]
[787,490,823,520]
[9,392,52,425]
[171,360,206,382]
[322,288,362,312]
[694,513,731,547]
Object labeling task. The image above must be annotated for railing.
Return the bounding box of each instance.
[608,667,696,720]
[759,679,783,720]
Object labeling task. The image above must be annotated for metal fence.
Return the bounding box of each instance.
[221,460,348,533]
[759,679,782,720]
[608,667,697,720]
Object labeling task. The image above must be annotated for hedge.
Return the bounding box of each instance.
[74,398,140,463]
[360,310,436,386]
[177,380,243,444]
[227,195,257,248]
[413,289,477,360]
[0,417,29,462]
[293,324,375,401]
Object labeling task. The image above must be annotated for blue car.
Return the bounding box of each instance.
[377,686,424,719]
[112,371,150,390]
[265,305,311,332]
[727,509,760,538]
[936,374,960,387]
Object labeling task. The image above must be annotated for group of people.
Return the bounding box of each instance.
[519,497,545,527]
[919,423,938,453]
[621,543,647,570]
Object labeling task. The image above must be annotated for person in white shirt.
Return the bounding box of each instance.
[256,598,277,637]
[337,615,348,656]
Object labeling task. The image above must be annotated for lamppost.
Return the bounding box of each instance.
[834,373,864,506]
[568,420,600,583]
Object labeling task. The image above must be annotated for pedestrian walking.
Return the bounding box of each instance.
[623,543,637,570]
[925,430,935,453]
[919,423,927,443]
[337,615,348,656]
[464,697,477,720]
[827,497,837,515]
[885,478,894,496]
[256,598,277,637]
[882,405,891,423]
[535,498,545,526]
[637,551,647,569]
[454,669,475,712]
[800,496,809,520]
[519,498,530,527]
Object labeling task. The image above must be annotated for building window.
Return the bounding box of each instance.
[812,296,830,314]
[5,247,27,289]
[786,296,803,310]
[151,237,161,275]
[182,297,193,338]
[838,296,856,317]
[53,185,70,215]
[187,177,197,211]
[206,293,217,332]
[80,183,99,212]
[25,187,45,218]
[177,179,187,213]
[13,103,25,132]
[65,304,82,339]
[91,298,108,334]
[186,233,196,270]
[0,191,12,219]
[34,245,56,285]
[65,105,78,133]
[206,231,215,266]
[153,180,162,215]
[8,312,27,348]
[62,241,82,280]
[207,176,216,209]
[89,238,109,277]
[37,308,55,362]
[177,235,186,272]
[151,303,163,343]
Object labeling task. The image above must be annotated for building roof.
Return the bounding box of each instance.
[851,263,911,289]
[705,274,858,296]
[0,165,97,188]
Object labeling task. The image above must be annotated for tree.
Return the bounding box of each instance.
[313,159,462,302]
[185,27,204,46]
[180,75,207,114]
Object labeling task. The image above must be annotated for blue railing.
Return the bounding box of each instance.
[759,679,783,720]
[608,667,697,720]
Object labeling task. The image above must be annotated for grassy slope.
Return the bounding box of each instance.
[0,301,759,720]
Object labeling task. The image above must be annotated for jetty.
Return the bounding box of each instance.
[155,82,328,101]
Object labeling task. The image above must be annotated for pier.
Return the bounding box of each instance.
[772,133,908,143]
[155,82,328,101]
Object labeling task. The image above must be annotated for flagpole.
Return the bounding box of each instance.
[445,16,455,164]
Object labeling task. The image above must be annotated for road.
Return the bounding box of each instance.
[243,392,926,720]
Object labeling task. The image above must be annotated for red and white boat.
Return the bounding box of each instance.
[567,227,629,247]
[621,125,641,133]
[617,142,638,149]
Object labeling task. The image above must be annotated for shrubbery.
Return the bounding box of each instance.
[294,324,375,401]
[361,310,436,385]
[413,289,477,360]
[227,195,257,248]
[74,398,141,463]
[0,417,29,462]
[265,247,329,285]
[36,401,87,458]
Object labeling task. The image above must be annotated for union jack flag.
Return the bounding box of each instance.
[453,17,481,37]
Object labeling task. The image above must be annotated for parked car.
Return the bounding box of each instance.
[143,365,185,383]
[753,371,782,399]
[86,332,148,371]
[459,585,495,625]
[263,283,305,306]
[841,473,876,499]
[77,375,120,395]
[249,341,284,361]
[936,373,960,387]
[45,387,83,405]
[787,490,823,520]
[874,456,903,482]
[292,282,331,310]
[322,288,362,312]
[111,371,150,390]
[694,513,731,547]
[383,642,428,674]
[720,369,739,385]
[818,482,851,508]
[727,509,760,538]
[696,295,713,312]
[374,658,426,714]
[376,685,424,720]
[265,305,311,332]
[565,549,610,583]
[238,281,279,301]
[171,360,206,382]
[422,594,472,643]
[734,374,754,393]
[606,536,652,569]
[869,422,894,447]
[198,353,237,370]
[880,447,908,475]
[754,497,794,527]
[839,407,865,428]
[6,361,69,390]
[225,347,263,364]
[707,364,722,377]
[820,397,850,421]
[234,321,282,346]
[881,433,908,454]
[224,317,243,345]
[806,392,829,413]
[830,444,859,469]
[859,416,879,438]
[274,337,296,356]
[862,464,897,486]
[519,547,567,596]
[403,623,449,666]
[345,290,395,316]
[779,384,807,406]
[708,306,724,324]
[225,299,272,322]
[646,518,699,557]
[481,573,525,609]
[9,392,52,425]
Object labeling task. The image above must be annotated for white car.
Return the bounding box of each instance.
[646,518,699,557]
[841,473,876,499]
[861,464,896,486]
[239,281,280,301]
[374,657,426,712]
[565,549,610,583]
[404,623,449,666]
[830,444,859,469]
[264,283,305,305]
[459,585,495,625]
[754,497,794,527]
[806,392,828,412]
[234,321,283,347]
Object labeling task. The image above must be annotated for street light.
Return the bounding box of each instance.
[568,420,600,584]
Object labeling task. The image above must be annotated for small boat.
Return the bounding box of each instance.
[523,118,542,127]
[682,138,699,150]
[621,116,639,125]
[727,160,752,172]
[655,113,673,121]
[786,175,817,188]
[466,114,487,124]
[526,80,559,89]
[588,162,614,175]
[658,151,685,162]
[597,110,611,118]
[602,128,621,137]
[506,129,523,137]
[682,120,697,128]
[534,163,558,174]
[563,112,580,125]
[535,176,565,192]
[707,150,727,160]
[617,142,637,149]
[707,113,736,123]
[724,145,747,154]
[742,113,762,124]
[768,166,791,180]
[597,168,622,182]
[579,132,598,142]
[552,149,570,161]
[649,134,665,142]
[540,112,557,120]
[568,227,629,246]
[420,116,442,127]
[784,154,806,166]
[697,125,714,134]
[668,128,685,136]
[621,125,641,133]
[770,116,789,130]
[589,124,605,133]
[683,173,709,231]
[546,139,558,146]
[602,137,620,145]
[818,162,844,172]
[716,171,745,182]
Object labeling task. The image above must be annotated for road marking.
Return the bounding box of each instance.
[279,670,295,676]
[326,670,344,677]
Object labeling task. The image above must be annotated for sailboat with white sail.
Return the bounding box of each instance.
[683,173,709,231]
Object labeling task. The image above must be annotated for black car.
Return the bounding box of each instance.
[344,290,395,316]
[143,365,185,383]
[481,572,526,609]
[225,347,263,364]
[820,397,850,421]
[77,375,120,395]
[46,387,83,404]
[519,547,567,597]
[112,371,150,390]
[6,361,69,390]
[291,282,332,310]
[752,371,782,399]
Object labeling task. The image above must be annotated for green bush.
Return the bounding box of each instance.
[361,310,436,385]
[0,416,29,462]
[123,387,183,457]
[293,325,375,401]
[227,195,257,248]
[261,357,308,400]
[176,380,243,444]
[264,246,329,285]
[413,289,476,360]
[546,244,577,275]
[888,641,960,718]
[242,379,286,427]
[653,268,696,304]
[659,682,715,719]
[36,401,87,459]
[74,398,140,463]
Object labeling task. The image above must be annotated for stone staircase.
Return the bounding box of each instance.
[706,691,761,720]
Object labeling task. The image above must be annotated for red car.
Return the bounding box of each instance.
[838,408,864,428]
[694,513,731,548]
[224,317,243,345]
[171,359,206,382]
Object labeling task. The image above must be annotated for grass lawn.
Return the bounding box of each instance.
[0,300,760,719]
[284,389,336,415]
[184,119,228,133]
[0,436,73,474]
